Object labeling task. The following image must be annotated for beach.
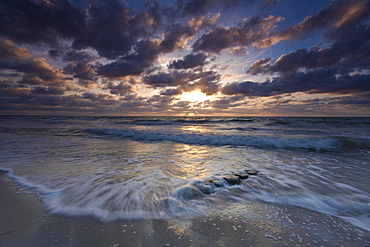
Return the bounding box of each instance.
[0,116,370,246]
[1,0,370,244]
[1,170,369,246]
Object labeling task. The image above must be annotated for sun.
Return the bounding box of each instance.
[180,90,209,102]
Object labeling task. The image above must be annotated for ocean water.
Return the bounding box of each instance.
[0,116,369,231]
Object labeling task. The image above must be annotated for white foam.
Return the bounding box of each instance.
[2,163,370,231]
[0,168,57,194]
[89,128,352,151]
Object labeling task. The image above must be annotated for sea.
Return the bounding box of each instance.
[0,116,369,231]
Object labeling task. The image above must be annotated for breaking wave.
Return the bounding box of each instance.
[88,128,370,152]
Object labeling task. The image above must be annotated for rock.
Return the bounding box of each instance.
[172,186,204,200]
[245,169,258,175]
[234,172,249,179]
[223,175,241,185]
[192,181,214,195]
[207,179,226,188]
[172,169,259,201]
[167,226,177,231]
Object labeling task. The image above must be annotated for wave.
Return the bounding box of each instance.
[2,167,369,231]
[116,117,258,126]
[88,128,370,152]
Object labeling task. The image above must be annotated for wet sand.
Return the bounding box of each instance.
[0,171,369,247]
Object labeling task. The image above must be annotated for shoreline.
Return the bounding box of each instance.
[0,171,369,247]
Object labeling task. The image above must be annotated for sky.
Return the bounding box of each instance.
[0,0,369,117]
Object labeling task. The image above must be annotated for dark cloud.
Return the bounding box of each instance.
[107,82,132,96]
[0,80,29,96]
[63,50,98,63]
[178,0,276,16]
[82,92,116,103]
[0,57,64,86]
[76,79,98,89]
[97,61,145,79]
[159,14,220,53]
[248,22,370,75]
[186,71,220,95]
[0,38,65,87]
[180,0,209,16]
[73,0,160,59]
[0,38,69,103]
[32,86,66,95]
[260,0,370,47]
[244,2,370,103]
[64,61,96,81]
[48,49,62,59]
[179,0,242,16]
[208,95,245,109]
[328,96,370,105]
[0,0,369,116]
[147,94,174,104]
[143,69,220,95]
[0,0,161,61]
[168,52,208,69]
[0,38,32,60]
[247,58,271,75]
[160,87,183,96]
[248,48,339,75]
[192,15,283,53]
[97,39,160,78]
[223,70,370,97]
[143,71,190,87]
[0,0,85,47]
[64,59,98,90]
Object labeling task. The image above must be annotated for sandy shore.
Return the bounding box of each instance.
[0,171,369,247]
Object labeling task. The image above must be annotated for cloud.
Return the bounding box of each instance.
[192,15,283,53]
[259,0,370,48]
[247,58,272,74]
[0,0,85,47]
[160,87,183,96]
[0,39,65,86]
[223,70,370,97]
[73,1,160,59]
[64,61,96,81]
[179,0,210,16]
[179,0,242,16]
[32,86,66,95]
[199,95,245,110]
[186,71,220,95]
[97,39,160,78]
[178,0,276,16]
[0,79,30,96]
[159,14,220,53]
[0,57,65,86]
[168,52,208,69]
[0,0,369,116]
[0,38,70,108]
[62,50,98,63]
[143,69,220,95]
[248,22,370,75]
[0,0,161,61]
[63,60,98,89]
[107,82,132,96]
[143,71,190,87]
[0,38,32,60]
[228,46,248,56]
